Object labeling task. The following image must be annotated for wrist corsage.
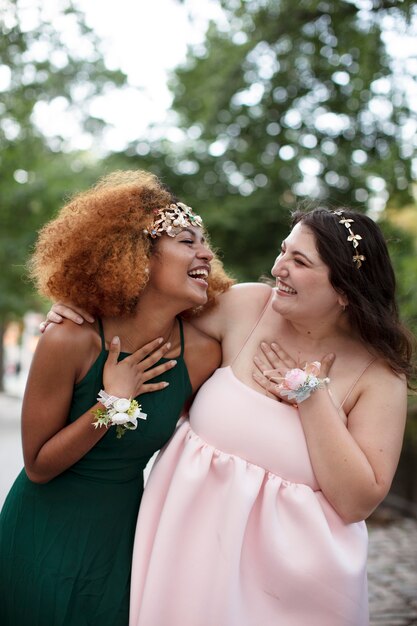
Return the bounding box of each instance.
[92,390,147,439]
[277,361,330,404]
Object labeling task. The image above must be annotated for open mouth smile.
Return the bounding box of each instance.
[188,267,209,286]
[277,280,297,295]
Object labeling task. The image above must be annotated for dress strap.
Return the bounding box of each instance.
[339,357,376,409]
[97,318,106,351]
[231,289,273,366]
[178,317,185,358]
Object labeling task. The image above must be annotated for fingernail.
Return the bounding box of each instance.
[271,342,278,348]
[158,337,164,344]
[261,342,267,348]
[163,382,169,388]
[75,317,83,324]
[111,336,120,344]
[170,360,177,366]
[166,342,171,349]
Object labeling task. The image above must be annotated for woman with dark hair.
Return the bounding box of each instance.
[291,208,411,378]
[43,207,413,625]
[0,170,233,626]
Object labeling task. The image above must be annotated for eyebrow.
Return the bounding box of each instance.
[281,241,313,264]
[179,227,206,243]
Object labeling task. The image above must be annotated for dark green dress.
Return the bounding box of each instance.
[0,319,191,626]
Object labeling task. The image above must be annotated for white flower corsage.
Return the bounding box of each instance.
[92,390,147,439]
[276,361,330,404]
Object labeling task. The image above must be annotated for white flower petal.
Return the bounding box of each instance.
[113,398,131,412]
[112,412,131,425]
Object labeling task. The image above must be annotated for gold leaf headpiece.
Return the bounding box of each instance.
[143,202,203,239]
[333,210,366,269]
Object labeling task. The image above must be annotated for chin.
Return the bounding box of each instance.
[271,295,286,313]
[194,293,209,307]
[184,290,208,309]
[272,300,298,321]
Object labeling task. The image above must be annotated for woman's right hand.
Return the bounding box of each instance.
[39,302,94,332]
[103,336,176,399]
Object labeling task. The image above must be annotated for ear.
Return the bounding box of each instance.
[337,292,348,308]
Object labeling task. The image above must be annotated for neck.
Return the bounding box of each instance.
[282,312,351,351]
[103,295,182,352]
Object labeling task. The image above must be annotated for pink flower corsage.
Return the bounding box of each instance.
[279,361,330,403]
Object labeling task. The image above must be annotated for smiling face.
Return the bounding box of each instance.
[147,226,213,308]
[270,222,347,321]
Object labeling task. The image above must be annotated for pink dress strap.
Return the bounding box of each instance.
[231,288,273,366]
[339,357,376,409]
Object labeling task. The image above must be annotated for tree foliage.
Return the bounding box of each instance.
[0,0,128,387]
[0,0,126,317]
[122,0,417,280]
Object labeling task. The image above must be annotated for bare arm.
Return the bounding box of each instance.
[254,343,407,523]
[296,367,406,523]
[43,283,272,345]
[23,324,175,483]
[189,282,272,342]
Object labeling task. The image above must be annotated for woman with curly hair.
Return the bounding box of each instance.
[46,207,413,625]
[0,170,233,626]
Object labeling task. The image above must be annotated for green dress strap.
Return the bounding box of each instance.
[97,318,106,351]
[178,317,185,358]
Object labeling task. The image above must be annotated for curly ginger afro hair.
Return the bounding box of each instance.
[29,170,234,317]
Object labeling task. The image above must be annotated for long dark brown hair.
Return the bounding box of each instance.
[292,207,415,381]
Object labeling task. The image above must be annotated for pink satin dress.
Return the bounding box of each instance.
[129,314,369,626]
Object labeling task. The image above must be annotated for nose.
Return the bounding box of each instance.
[271,253,288,278]
[197,241,214,262]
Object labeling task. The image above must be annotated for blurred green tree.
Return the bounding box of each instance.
[0,0,127,389]
[120,0,417,281]
[383,205,417,338]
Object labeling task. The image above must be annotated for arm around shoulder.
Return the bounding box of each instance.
[190,282,273,341]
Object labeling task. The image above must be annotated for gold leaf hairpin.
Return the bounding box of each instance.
[333,210,366,269]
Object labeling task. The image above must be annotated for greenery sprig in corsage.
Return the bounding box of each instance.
[92,390,147,439]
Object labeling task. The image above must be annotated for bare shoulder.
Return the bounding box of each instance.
[218,282,272,311]
[183,321,221,392]
[363,358,407,396]
[192,282,272,340]
[39,319,101,380]
[348,357,408,427]
[42,318,98,352]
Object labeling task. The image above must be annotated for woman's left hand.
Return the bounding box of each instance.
[253,341,335,404]
[253,341,299,403]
